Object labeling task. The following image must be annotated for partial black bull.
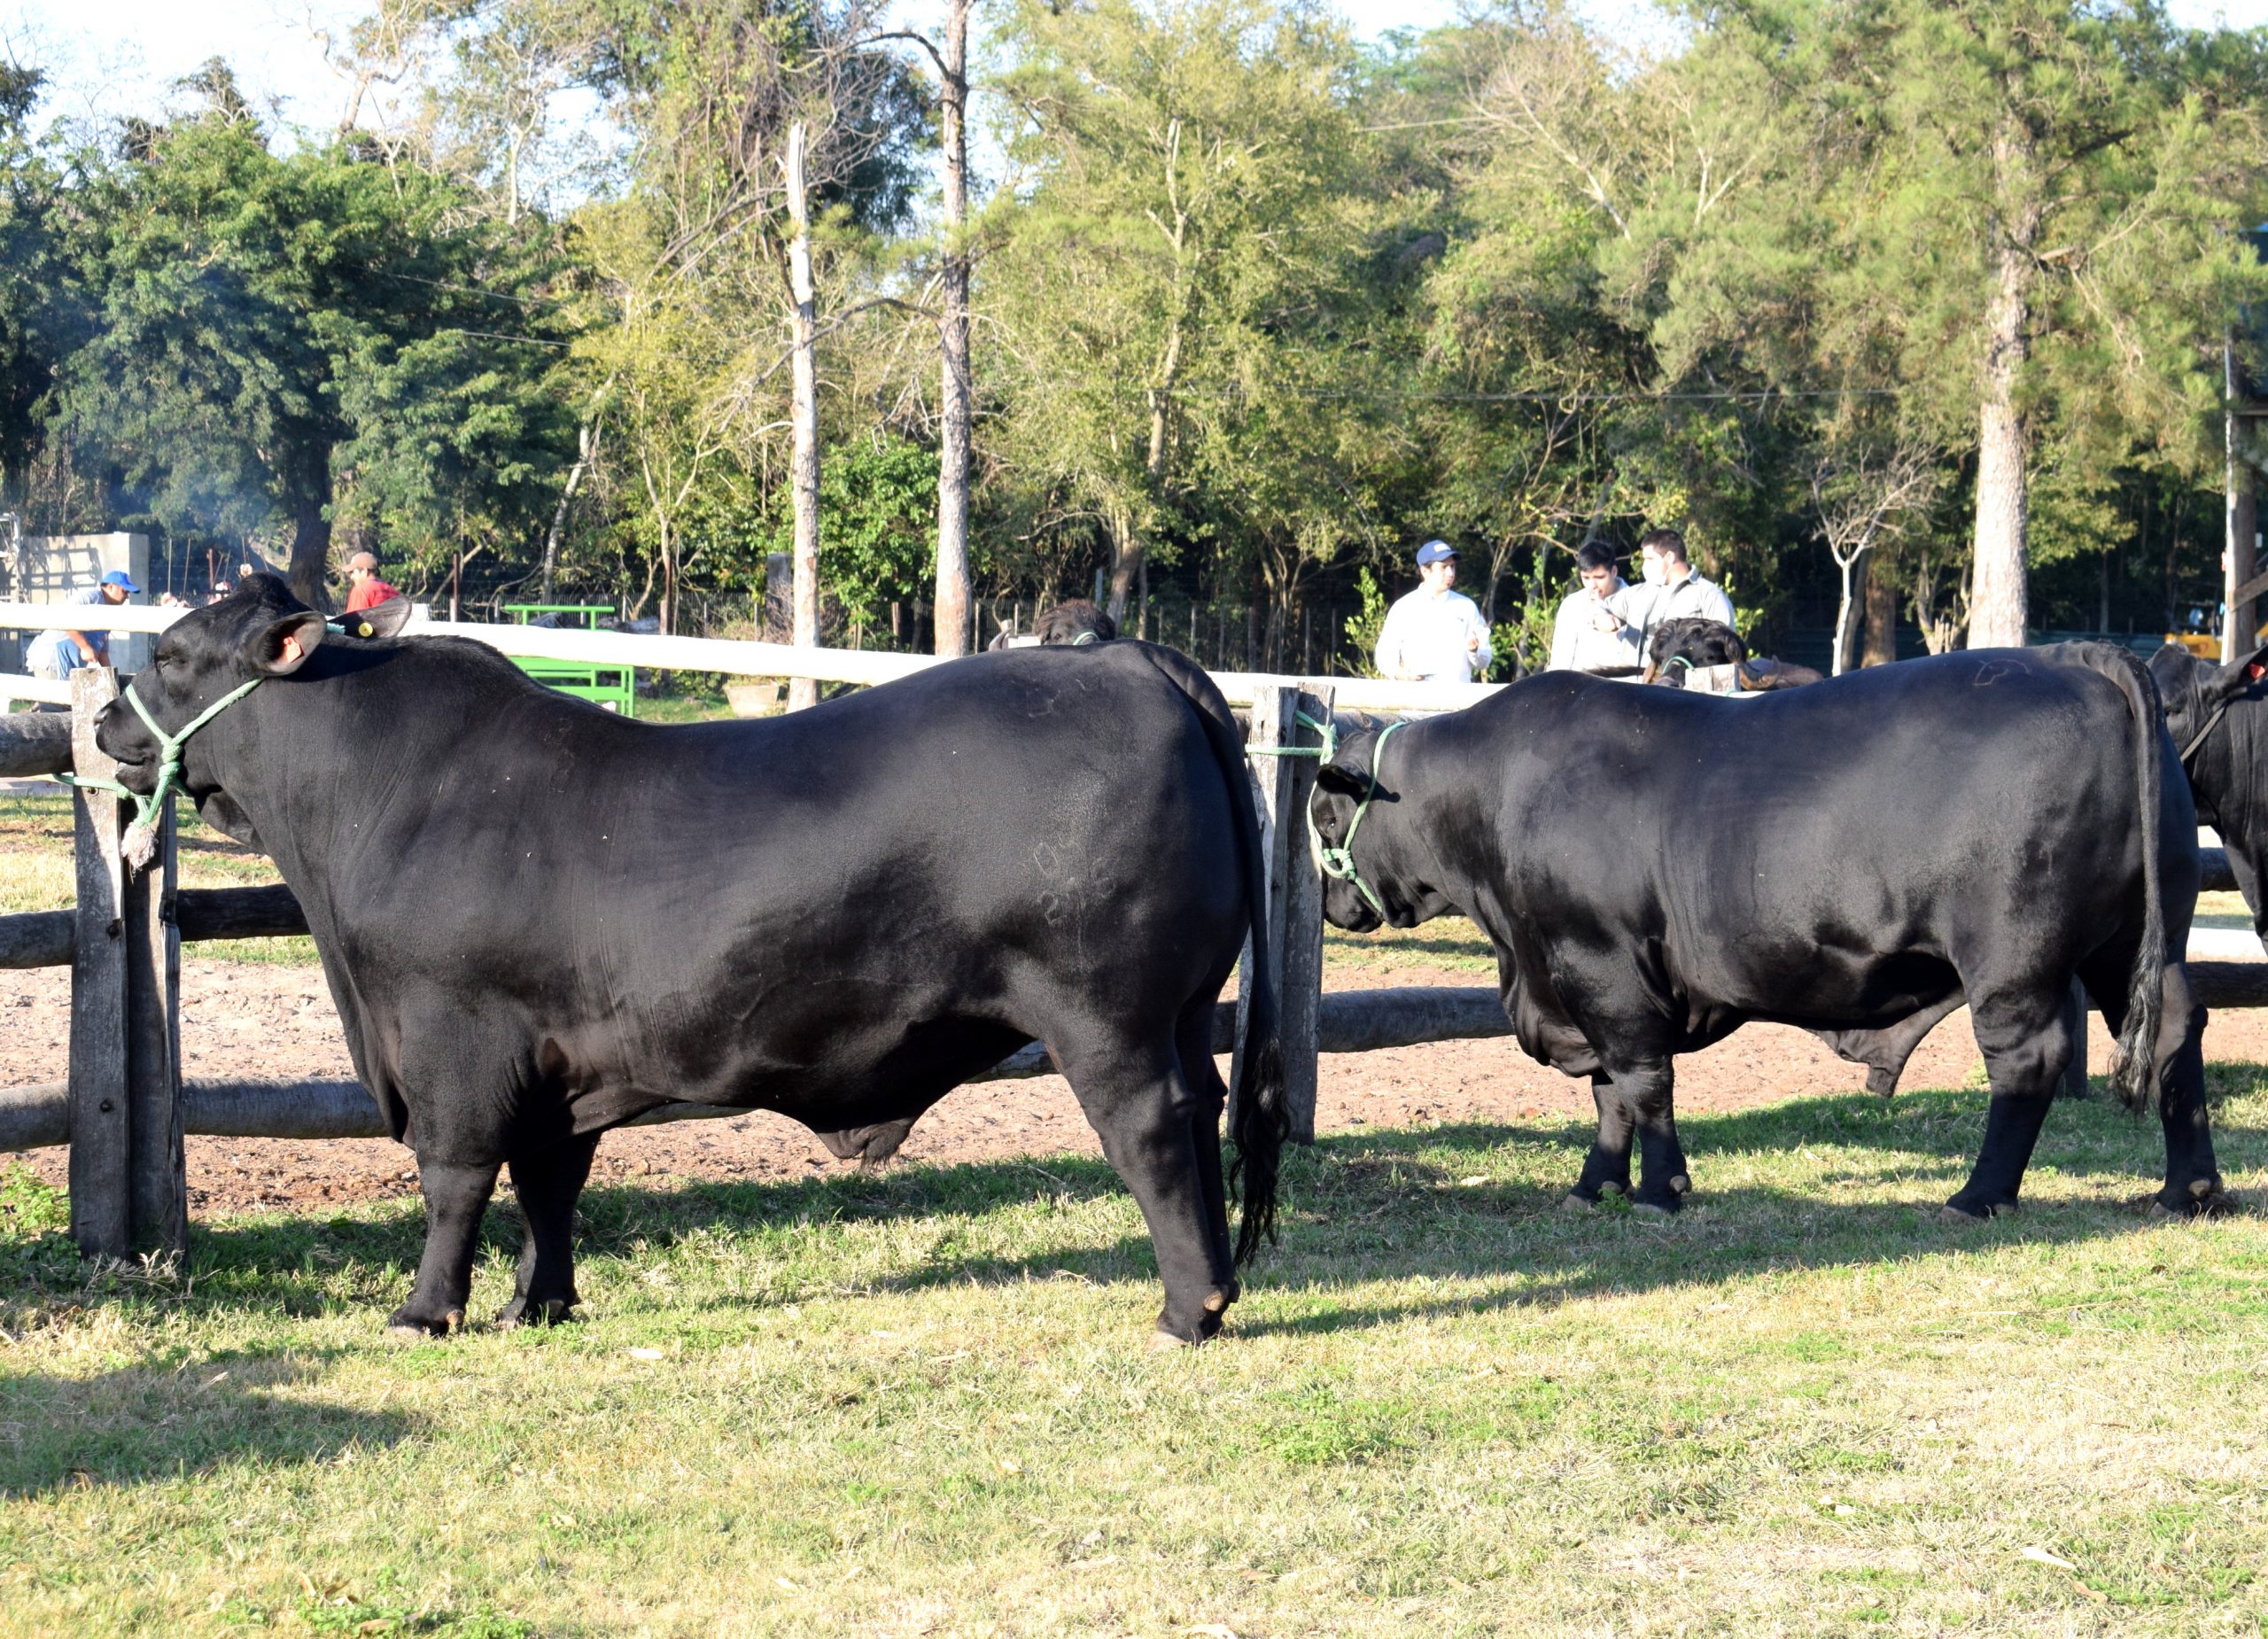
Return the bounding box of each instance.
[1308,645,2221,1220]
[96,577,1287,1344]
[2150,640,2268,941]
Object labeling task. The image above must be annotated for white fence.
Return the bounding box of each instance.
[0,600,1501,716]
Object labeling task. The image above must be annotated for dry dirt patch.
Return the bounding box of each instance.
[13,952,2264,1217]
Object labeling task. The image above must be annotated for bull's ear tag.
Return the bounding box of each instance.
[2249,663,2264,683]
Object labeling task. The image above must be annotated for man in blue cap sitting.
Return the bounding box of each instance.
[27,569,139,688]
[1376,539,1493,684]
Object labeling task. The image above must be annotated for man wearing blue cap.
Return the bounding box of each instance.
[27,569,139,687]
[1376,540,1493,684]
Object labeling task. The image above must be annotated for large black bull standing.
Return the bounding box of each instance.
[96,577,1286,1344]
[1309,645,2225,1219]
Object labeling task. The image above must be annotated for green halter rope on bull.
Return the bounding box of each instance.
[55,675,266,874]
[1245,710,1406,920]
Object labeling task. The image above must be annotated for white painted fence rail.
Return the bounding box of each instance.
[0,601,1497,714]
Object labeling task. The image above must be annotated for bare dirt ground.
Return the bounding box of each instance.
[8,953,2268,1216]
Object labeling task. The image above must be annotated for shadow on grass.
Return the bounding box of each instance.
[131,1070,2268,1341]
[0,1355,412,1498]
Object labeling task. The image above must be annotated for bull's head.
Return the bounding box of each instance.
[94,575,408,851]
[1308,716,1397,934]
[2151,638,2268,944]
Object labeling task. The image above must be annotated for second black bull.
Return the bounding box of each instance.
[1307,643,2225,1219]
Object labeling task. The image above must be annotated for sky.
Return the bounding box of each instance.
[4,0,2266,144]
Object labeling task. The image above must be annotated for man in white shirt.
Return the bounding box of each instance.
[1376,540,1492,683]
[1548,541,1643,672]
[1604,528,1736,649]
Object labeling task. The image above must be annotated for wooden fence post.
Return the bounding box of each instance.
[1234,680,1333,1145]
[126,791,185,1252]
[63,667,185,1258]
[67,667,130,1257]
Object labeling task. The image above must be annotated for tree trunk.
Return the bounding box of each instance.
[541,420,596,604]
[786,122,822,713]
[932,0,973,660]
[1862,551,1899,666]
[288,454,333,613]
[1831,551,1861,678]
[1968,145,2038,652]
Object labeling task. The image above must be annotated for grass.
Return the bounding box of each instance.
[3,1072,2268,1635]
[0,793,314,965]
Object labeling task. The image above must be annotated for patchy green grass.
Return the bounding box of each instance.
[4,1072,2268,1635]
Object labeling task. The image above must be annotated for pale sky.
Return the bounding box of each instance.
[5,0,2265,145]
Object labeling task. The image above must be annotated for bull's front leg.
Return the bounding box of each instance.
[1612,1058,1690,1216]
[389,1156,501,1338]
[1565,1073,1635,1208]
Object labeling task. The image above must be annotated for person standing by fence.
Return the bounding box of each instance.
[344,552,401,613]
[1608,528,1736,649]
[25,569,137,700]
[1549,542,1643,672]
[1376,540,1492,684]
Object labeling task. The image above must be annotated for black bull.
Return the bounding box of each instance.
[1309,645,2225,1218]
[96,578,1288,1344]
[2151,640,2268,945]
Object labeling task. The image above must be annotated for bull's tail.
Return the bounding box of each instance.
[1138,645,1289,1263]
[2093,645,2169,1110]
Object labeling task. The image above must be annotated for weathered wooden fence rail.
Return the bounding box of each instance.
[1,613,2261,1258]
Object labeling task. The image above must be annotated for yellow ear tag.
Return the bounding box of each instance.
[356,621,373,637]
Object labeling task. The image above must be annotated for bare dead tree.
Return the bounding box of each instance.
[1810,439,1938,676]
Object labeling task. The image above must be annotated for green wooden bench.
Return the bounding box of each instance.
[501,604,636,717]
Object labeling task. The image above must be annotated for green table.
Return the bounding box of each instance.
[501,604,635,717]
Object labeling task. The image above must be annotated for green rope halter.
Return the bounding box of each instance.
[1309,719,1404,920]
[1244,710,1404,920]
[55,675,266,870]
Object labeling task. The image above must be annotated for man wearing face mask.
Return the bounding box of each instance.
[1604,527,1735,649]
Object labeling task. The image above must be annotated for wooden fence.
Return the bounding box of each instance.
[2,609,2261,1259]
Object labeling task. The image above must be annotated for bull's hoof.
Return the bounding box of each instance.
[1148,1326,1197,1351]
[1558,1192,1598,1214]
[1939,1197,2016,1223]
[384,1305,465,1340]
[497,1293,577,1327]
[2151,1184,2233,1221]
[1630,1196,1682,1218]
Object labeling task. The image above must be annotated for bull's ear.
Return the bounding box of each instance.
[1316,764,1368,798]
[2210,643,2268,703]
[345,597,413,641]
[251,611,326,675]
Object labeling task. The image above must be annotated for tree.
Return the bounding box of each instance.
[987,0,1372,624]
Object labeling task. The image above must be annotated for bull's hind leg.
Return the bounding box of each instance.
[500,1131,602,1325]
[389,1157,502,1337]
[1058,1031,1239,1346]
[1945,983,2072,1220]
[2082,952,2226,1216]
[1565,1074,1635,1208]
[1177,1002,1238,1308]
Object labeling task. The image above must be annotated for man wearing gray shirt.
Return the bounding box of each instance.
[1602,528,1735,649]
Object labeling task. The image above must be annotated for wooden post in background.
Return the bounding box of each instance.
[67,667,130,1257]
[1234,681,1333,1144]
